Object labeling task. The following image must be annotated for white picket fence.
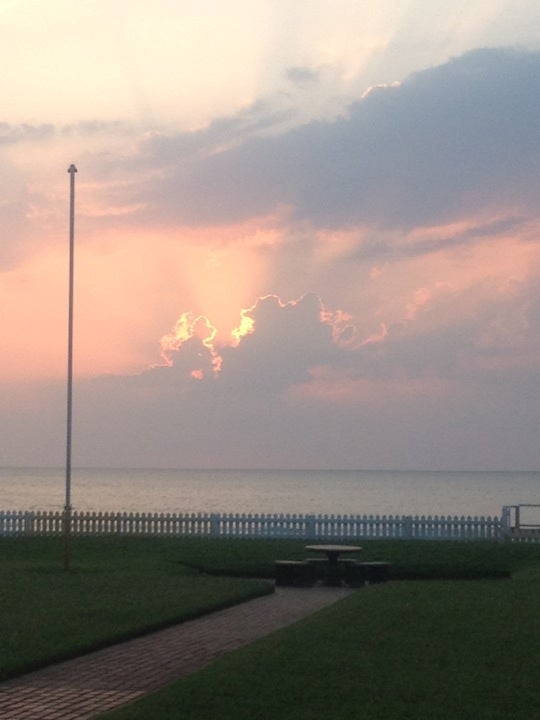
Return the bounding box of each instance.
[0,509,505,541]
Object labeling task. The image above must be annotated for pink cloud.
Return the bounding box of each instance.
[287,364,460,411]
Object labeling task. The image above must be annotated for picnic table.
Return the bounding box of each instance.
[305,544,362,586]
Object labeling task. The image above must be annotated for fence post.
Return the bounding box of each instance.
[304,514,316,538]
[210,513,220,537]
[402,515,413,539]
[500,505,511,538]
[23,510,34,536]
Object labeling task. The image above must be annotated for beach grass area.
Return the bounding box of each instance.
[2,535,539,718]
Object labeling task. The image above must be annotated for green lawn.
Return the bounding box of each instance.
[171,535,539,579]
[2,535,539,719]
[102,565,540,720]
[0,535,272,681]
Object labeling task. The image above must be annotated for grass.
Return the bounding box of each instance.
[172,535,538,579]
[0,535,272,681]
[102,568,540,720]
[2,535,539,719]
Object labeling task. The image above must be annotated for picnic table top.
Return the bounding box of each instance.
[305,544,362,554]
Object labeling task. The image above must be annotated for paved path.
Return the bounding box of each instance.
[0,585,352,720]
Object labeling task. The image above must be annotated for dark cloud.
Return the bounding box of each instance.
[136,101,293,168]
[137,293,340,393]
[0,119,134,148]
[4,282,540,470]
[128,47,540,233]
[217,293,339,392]
[347,215,526,263]
[285,66,323,86]
[61,293,347,466]
[0,122,55,145]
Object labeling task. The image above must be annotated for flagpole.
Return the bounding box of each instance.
[64,164,77,571]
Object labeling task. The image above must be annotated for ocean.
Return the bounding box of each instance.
[0,467,539,519]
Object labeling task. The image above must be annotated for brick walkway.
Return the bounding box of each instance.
[0,585,352,720]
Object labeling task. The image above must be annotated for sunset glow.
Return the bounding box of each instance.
[160,312,221,378]
[3,1,540,470]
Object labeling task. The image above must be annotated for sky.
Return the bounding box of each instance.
[2,0,540,471]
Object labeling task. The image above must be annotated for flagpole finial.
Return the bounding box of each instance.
[68,164,77,173]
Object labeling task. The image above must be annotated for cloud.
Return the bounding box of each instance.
[285,65,324,86]
[121,47,540,235]
[0,122,55,145]
[344,214,528,264]
[57,292,348,467]
[4,46,540,471]
[3,275,540,470]
[154,292,342,390]
[4,281,540,471]
[7,47,538,275]
[136,101,293,167]
[0,120,131,146]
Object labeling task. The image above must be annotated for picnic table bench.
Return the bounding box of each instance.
[274,560,315,587]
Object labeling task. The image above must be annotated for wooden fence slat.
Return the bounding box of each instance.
[0,508,528,542]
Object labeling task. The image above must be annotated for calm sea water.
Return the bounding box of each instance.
[0,467,539,518]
